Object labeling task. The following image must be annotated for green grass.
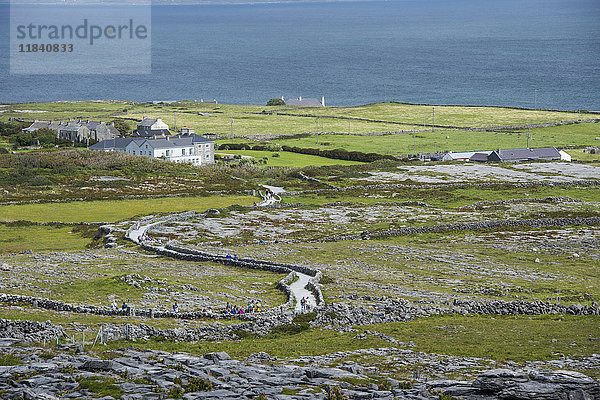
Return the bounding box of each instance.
[0,353,23,366]
[5,101,597,140]
[568,148,600,162]
[217,150,364,167]
[0,224,92,253]
[99,314,599,363]
[77,376,124,399]
[290,102,598,127]
[275,125,600,155]
[0,194,254,223]
[285,184,600,208]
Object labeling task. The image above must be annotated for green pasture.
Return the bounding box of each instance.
[114,111,415,137]
[0,101,132,122]
[5,101,597,141]
[275,123,600,155]
[217,150,364,167]
[290,102,599,127]
[0,194,255,223]
[0,224,92,254]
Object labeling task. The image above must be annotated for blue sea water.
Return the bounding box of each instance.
[0,0,599,109]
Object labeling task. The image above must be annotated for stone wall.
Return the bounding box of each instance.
[0,318,66,343]
[319,216,600,242]
[286,179,600,196]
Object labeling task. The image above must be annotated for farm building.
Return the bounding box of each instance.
[486,147,568,162]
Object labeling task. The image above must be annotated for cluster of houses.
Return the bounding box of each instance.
[440,147,571,162]
[23,119,120,143]
[23,117,215,166]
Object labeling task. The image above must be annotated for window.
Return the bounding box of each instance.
[205,144,209,149]
[182,149,186,156]
[166,150,170,156]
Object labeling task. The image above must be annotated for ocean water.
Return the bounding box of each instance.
[0,0,599,109]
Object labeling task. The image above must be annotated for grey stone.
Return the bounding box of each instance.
[203,352,231,361]
[80,359,116,372]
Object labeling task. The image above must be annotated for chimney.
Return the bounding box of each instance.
[321,96,325,107]
[299,96,302,102]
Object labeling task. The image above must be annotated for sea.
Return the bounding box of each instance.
[0,0,599,109]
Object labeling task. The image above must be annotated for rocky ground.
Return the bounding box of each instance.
[1,339,598,400]
[356,162,600,184]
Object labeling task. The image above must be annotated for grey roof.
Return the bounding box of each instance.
[106,125,120,136]
[89,137,143,150]
[84,121,101,130]
[90,134,212,151]
[491,147,560,161]
[134,129,171,137]
[469,152,490,162]
[89,139,117,150]
[286,97,323,107]
[23,121,50,132]
[145,134,213,149]
[138,118,158,127]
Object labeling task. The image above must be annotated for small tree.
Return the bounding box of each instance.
[35,128,57,147]
[110,119,132,136]
[266,98,285,106]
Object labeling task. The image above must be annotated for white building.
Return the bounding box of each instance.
[134,118,171,137]
[90,134,214,166]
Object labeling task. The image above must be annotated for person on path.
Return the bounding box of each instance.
[173,302,179,313]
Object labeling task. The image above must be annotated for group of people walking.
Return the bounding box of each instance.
[223,302,262,316]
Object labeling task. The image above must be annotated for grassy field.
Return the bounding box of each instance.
[275,124,600,155]
[3,101,598,142]
[217,150,364,167]
[568,148,600,162]
[114,110,417,137]
[288,102,599,127]
[0,194,255,223]
[0,224,92,253]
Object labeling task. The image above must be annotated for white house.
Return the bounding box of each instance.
[90,134,214,166]
[134,118,171,137]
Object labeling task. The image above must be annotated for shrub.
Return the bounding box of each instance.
[266,98,285,106]
[185,377,213,392]
[167,385,184,399]
[0,353,22,366]
[280,145,394,163]
[272,152,280,157]
[326,385,348,400]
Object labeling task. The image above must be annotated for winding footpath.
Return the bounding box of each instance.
[127,197,318,312]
